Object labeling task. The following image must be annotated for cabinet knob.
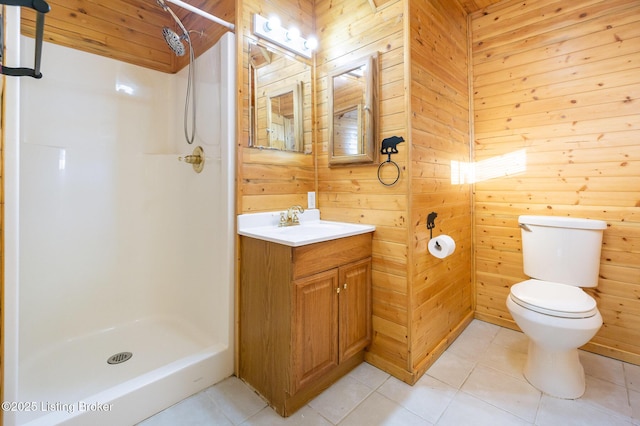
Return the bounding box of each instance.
[336,287,340,294]
[343,283,348,290]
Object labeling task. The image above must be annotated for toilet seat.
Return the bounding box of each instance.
[510,279,598,319]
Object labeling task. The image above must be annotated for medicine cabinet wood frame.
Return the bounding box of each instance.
[327,53,379,166]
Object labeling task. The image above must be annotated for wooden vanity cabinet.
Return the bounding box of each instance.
[239,233,372,416]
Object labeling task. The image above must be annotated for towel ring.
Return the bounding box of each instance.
[377,136,404,187]
[377,158,400,186]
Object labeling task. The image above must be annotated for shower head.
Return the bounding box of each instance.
[162,27,186,56]
[157,0,191,56]
[157,0,198,145]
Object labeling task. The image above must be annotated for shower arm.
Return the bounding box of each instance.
[163,0,235,31]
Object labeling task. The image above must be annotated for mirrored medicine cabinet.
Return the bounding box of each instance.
[328,53,378,166]
[248,40,312,154]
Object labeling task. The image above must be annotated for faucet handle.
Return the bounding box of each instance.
[290,205,304,223]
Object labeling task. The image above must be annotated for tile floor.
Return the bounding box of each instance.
[139,320,640,425]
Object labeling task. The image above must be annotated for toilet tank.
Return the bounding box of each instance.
[519,215,607,287]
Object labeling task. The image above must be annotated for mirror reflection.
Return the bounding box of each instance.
[333,103,362,157]
[249,41,311,153]
[265,83,302,151]
[328,54,378,165]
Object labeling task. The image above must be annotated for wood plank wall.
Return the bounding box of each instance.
[408,0,473,378]
[237,0,315,213]
[315,0,473,384]
[471,0,640,364]
[314,0,413,381]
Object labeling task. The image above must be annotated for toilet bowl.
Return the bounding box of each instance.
[507,280,602,398]
[506,215,606,399]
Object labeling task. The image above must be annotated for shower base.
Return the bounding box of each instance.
[16,316,230,426]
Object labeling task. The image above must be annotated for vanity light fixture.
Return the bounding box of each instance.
[304,38,318,51]
[286,27,300,41]
[263,15,280,32]
[253,14,316,59]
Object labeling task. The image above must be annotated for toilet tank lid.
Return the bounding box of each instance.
[518,215,607,230]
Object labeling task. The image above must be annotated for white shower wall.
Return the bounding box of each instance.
[16,32,234,378]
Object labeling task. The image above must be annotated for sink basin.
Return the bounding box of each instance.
[237,209,375,247]
[275,222,344,234]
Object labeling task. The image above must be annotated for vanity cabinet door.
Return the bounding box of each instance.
[338,258,372,362]
[292,268,339,393]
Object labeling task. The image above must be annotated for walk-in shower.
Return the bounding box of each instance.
[2,8,235,425]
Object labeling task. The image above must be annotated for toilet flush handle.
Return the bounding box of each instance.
[519,223,532,232]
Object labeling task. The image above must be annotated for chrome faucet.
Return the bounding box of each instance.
[279,205,305,227]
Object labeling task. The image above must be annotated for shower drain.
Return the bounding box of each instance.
[107,351,133,365]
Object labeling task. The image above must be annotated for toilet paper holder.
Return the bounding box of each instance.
[426,212,456,258]
[427,211,438,244]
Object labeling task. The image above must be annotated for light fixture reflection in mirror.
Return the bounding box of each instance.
[248,40,312,154]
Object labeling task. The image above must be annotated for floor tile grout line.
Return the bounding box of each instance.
[450,358,478,391]
[431,388,463,425]
[531,387,544,426]
[334,385,377,425]
[623,362,634,407]
[145,320,640,425]
[472,359,532,386]
[453,382,540,425]
[583,374,635,419]
[328,367,394,424]
[456,355,544,425]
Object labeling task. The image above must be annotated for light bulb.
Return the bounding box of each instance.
[286,27,300,41]
[304,37,318,51]
[264,15,280,32]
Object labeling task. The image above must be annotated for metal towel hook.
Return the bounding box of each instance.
[427,211,437,240]
[377,136,404,186]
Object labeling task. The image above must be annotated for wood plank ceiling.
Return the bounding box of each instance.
[18,0,503,74]
[459,0,505,14]
[19,0,235,74]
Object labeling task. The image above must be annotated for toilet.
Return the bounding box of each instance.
[506,215,607,399]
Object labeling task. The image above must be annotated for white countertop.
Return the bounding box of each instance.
[237,209,375,247]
